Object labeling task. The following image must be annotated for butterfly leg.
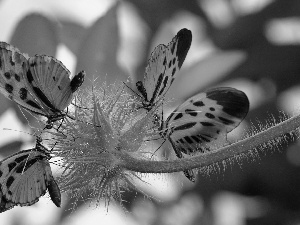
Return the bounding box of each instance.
[43,117,69,141]
[45,122,53,129]
[56,118,64,131]
[71,95,93,110]
[150,138,167,159]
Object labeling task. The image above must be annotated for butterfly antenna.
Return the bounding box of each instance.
[51,118,80,142]
[48,141,58,153]
[71,102,92,110]
[3,128,40,137]
[150,139,167,160]
[21,154,31,174]
[71,96,92,110]
[144,136,163,142]
[18,106,44,130]
[1,128,55,144]
[21,137,45,174]
[122,81,143,98]
[56,111,66,131]
[2,128,65,147]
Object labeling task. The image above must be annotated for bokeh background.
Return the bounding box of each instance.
[1,0,300,224]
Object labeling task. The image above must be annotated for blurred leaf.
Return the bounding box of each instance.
[168,50,247,102]
[210,0,300,50]
[58,20,87,55]
[10,13,58,56]
[127,0,208,31]
[0,95,13,118]
[210,12,267,50]
[210,44,300,94]
[9,13,59,125]
[76,3,127,87]
[0,140,23,157]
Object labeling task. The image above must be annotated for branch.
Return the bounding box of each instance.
[120,112,300,173]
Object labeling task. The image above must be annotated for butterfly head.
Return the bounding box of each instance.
[70,70,85,92]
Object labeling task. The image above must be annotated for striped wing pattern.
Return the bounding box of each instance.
[0,42,45,115]
[0,42,85,127]
[136,28,192,111]
[164,87,249,182]
[27,55,85,112]
[0,142,61,212]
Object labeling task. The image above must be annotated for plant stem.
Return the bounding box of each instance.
[120,113,300,173]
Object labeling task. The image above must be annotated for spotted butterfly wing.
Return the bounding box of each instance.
[136,28,192,111]
[164,87,249,182]
[0,141,61,212]
[0,42,85,128]
[0,42,37,110]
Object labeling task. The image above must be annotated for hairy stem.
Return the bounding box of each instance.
[119,113,300,173]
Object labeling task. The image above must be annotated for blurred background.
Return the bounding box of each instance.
[1,0,300,224]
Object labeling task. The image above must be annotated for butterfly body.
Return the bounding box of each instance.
[0,42,85,128]
[163,87,249,182]
[0,141,61,212]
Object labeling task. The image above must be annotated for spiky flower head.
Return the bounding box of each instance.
[48,83,159,205]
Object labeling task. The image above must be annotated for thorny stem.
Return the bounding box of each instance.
[118,113,300,174]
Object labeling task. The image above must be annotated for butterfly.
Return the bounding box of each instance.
[136,28,192,115]
[161,87,249,182]
[0,138,61,212]
[0,42,85,129]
